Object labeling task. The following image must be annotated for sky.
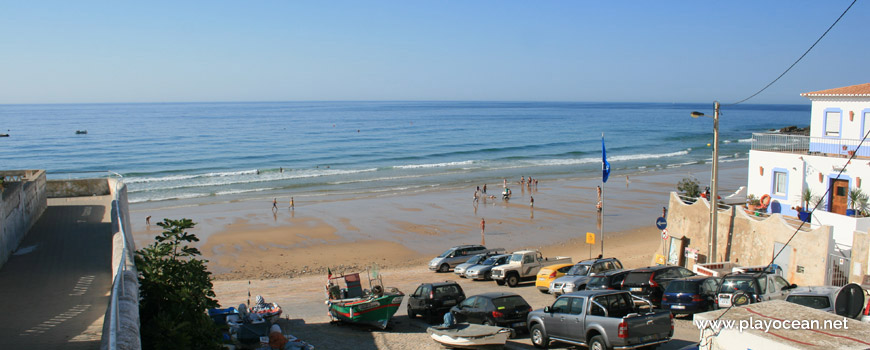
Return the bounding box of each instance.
[1,1,867,105]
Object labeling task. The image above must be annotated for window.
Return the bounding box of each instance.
[460,296,476,308]
[569,298,585,315]
[551,297,570,314]
[825,111,841,136]
[864,112,870,139]
[774,277,790,291]
[524,254,534,263]
[557,265,573,273]
[773,171,787,196]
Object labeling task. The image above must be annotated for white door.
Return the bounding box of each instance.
[773,242,792,281]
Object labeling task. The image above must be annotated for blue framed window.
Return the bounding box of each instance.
[771,168,788,200]
[823,109,842,138]
[862,109,870,140]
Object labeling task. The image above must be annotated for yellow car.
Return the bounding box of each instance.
[535,263,575,293]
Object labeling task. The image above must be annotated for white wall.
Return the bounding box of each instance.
[807,97,870,140]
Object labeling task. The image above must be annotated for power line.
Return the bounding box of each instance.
[727,0,858,106]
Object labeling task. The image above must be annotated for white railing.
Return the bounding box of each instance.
[751,132,868,157]
[107,176,134,350]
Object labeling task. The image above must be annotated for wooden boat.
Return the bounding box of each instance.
[325,268,404,329]
[427,323,513,349]
[0,134,9,137]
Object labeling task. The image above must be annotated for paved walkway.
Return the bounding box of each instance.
[0,196,115,349]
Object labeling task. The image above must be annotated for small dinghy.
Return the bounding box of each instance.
[427,323,512,350]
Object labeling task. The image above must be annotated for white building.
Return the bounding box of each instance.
[747,83,870,273]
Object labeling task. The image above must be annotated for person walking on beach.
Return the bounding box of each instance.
[290,197,295,210]
[625,175,630,188]
[530,196,534,208]
[480,218,486,245]
[483,184,487,194]
[521,176,525,186]
[272,198,278,211]
[146,216,151,226]
[503,178,507,188]
[596,186,603,212]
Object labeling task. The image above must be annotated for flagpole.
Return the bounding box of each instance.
[601,180,605,257]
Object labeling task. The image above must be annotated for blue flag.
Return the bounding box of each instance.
[602,135,611,183]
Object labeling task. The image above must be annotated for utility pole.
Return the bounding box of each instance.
[710,101,720,263]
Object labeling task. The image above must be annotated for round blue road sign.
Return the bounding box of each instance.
[656,217,667,230]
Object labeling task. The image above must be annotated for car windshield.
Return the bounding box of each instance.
[482,256,502,265]
[492,296,529,311]
[437,249,455,258]
[465,255,484,265]
[786,295,831,309]
[567,265,591,276]
[720,278,758,294]
[664,280,700,294]
[509,253,524,263]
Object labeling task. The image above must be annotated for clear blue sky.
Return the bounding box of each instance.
[1,1,867,104]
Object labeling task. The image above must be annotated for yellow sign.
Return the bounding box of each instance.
[655,254,666,265]
[586,232,595,245]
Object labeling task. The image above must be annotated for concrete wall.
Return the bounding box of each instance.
[851,230,869,285]
[47,178,110,198]
[0,170,47,269]
[663,192,832,286]
[100,178,140,350]
[813,210,870,246]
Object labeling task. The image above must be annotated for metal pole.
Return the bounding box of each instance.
[709,101,720,263]
[601,182,605,257]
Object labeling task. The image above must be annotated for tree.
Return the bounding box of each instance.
[136,218,221,350]
[677,176,701,198]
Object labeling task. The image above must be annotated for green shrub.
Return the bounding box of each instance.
[677,176,701,197]
[136,218,221,350]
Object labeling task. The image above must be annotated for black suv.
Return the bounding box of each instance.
[450,292,532,333]
[407,281,466,323]
[585,269,630,290]
[621,265,694,306]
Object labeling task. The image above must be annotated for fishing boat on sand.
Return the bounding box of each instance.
[427,323,513,349]
[325,266,404,329]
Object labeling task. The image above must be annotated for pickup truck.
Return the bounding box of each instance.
[491,250,572,288]
[527,290,673,350]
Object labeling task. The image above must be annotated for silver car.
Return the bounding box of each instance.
[785,283,865,319]
[454,249,505,277]
[465,254,510,280]
[549,258,623,296]
[428,245,488,272]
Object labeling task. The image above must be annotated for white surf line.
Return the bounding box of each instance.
[69,275,95,296]
[19,304,91,336]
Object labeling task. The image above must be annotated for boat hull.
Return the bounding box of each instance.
[328,294,404,329]
[427,324,512,349]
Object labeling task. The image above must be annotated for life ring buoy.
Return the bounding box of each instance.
[759,194,771,209]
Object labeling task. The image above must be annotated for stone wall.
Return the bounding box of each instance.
[662,192,833,286]
[0,170,47,269]
[47,178,110,198]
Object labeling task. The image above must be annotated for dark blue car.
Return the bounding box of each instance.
[661,276,721,315]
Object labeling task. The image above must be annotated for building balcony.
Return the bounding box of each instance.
[751,132,869,158]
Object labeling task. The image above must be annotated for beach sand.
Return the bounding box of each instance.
[130,161,748,281]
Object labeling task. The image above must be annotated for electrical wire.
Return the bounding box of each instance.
[727,0,858,106]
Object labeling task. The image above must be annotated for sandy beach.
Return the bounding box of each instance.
[129,161,748,281]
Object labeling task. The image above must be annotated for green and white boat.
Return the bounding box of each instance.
[325,267,404,329]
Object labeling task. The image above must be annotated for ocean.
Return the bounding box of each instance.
[1,101,809,205]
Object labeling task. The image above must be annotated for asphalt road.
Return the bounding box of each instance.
[0,197,114,350]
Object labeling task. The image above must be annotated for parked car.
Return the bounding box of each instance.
[450,292,532,333]
[621,265,695,306]
[585,269,630,291]
[407,281,466,323]
[785,283,865,319]
[661,276,722,315]
[454,249,506,277]
[549,257,623,296]
[491,250,572,287]
[535,263,575,293]
[465,254,511,281]
[527,290,673,349]
[428,245,489,272]
[716,272,796,308]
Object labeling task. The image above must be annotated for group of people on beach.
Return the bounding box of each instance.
[272,197,295,212]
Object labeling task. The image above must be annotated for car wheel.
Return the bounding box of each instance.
[589,335,607,350]
[530,324,549,349]
[485,271,492,280]
[507,274,519,288]
[483,319,494,326]
[439,264,450,273]
[496,280,505,286]
[539,288,549,294]
[407,305,415,319]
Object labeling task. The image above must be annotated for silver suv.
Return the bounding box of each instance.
[717,273,796,307]
[428,245,489,272]
[548,257,623,296]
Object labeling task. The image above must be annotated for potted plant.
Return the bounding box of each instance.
[746,194,761,211]
[848,188,868,217]
[677,176,701,201]
[797,188,818,222]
